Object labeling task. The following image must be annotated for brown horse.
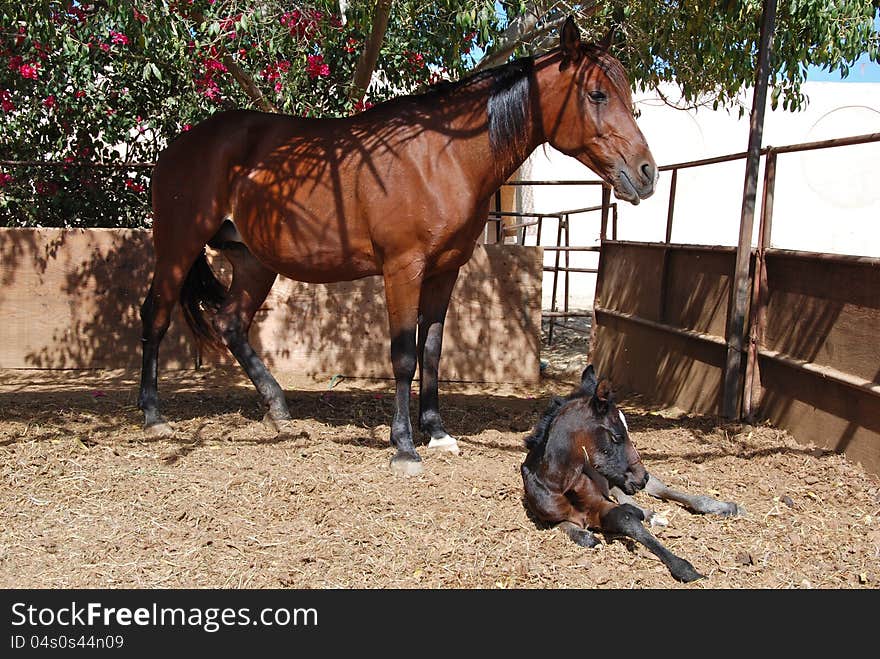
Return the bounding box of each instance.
[521,365,741,583]
[138,18,657,475]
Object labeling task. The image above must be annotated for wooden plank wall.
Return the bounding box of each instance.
[591,240,880,475]
[0,228,542,383]
[591,242,733,414]
[757,251,880,472]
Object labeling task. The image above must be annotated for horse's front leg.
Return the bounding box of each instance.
[384,260,426,476]
[601,504,704,583]
[417,268,460,454]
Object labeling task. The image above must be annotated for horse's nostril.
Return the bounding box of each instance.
[640,162,654,183]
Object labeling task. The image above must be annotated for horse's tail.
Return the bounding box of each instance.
[180,250,227,352]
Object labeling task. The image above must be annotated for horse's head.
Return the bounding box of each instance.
[537,17,657,205]
[579,365,648,495]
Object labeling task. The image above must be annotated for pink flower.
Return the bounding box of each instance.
[110,31,129,46]
[19,62,39,79]
[125,178,145,192]
[0,90,13,112]
[182,124,192,131]
[353,99,374,113]
[99,43,110,53]
[306,54,329,79]
[133,8,148,24]
[7,55,22,71]
[0,171,13,187]
[42,95,56,108]
[35,180,59,195]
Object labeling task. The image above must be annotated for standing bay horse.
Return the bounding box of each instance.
[522,366,741,582]
[138,18,658,476]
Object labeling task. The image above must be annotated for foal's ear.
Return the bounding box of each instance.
[591,379,613,415]
[560,16,582,68]
[581,364,597,388]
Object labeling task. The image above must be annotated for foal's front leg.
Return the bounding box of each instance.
[384,260,426,476]
[601,504,704,583]
[417,269,461,454]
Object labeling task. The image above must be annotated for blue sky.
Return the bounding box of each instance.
[806,15,880,82]
[807,53,880,82]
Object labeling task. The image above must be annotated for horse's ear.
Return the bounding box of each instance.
[581,364,597,388]
[591,379,613,416]
[598,25,616,52]
[560,16,582,68]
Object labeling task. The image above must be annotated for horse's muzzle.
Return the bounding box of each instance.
[614,161,658,205]
[621,468,649,495]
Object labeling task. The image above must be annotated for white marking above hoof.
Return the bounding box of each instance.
[144,422,174,439]
[427,434,460,454]
[648,513,669,528]
[390,456,424,477]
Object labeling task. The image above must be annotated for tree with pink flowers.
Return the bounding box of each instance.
[1,1,877,228]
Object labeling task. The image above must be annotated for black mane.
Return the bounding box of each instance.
[524,375,601,452]
[422,57,535,160]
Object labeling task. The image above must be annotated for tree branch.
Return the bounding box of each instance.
[349,0,394,103]
[221,54,278,113]
[473,1,605,72]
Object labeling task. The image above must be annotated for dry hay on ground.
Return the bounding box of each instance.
[1,358,878,589]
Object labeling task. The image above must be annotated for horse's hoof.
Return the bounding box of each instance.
[671,560,704,583]
[390,452,423,477]
[426,433,460,454]
[262,412,292,433]
[144,421,174,439]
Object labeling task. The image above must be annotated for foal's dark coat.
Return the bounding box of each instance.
[522,367,705,583]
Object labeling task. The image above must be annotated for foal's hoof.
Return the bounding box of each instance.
[671,559,705,584]
[390,451,423,477]
[426,433,460,455]
[144,421,174,439]
[696,496,742,518]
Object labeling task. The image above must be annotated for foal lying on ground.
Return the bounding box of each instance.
[521,366,740,583]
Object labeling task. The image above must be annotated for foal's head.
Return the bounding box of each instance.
[539,17,657,205]
[577,366,648,495]
[527,365,647,495]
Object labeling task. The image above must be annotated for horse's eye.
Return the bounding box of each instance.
[588,90,608,103]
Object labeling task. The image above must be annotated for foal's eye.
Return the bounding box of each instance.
[606,429,623,444]
[588,90,608,103]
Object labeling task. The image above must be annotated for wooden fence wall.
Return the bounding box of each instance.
[591,239,880,475]
[0,228,542,382]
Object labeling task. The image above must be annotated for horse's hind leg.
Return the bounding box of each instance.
[139,250,206,436]
[417,269,460,454]
[139,277,176,437]
[521,466,600,547]
[209,244,290,427]
[644,473,741,517]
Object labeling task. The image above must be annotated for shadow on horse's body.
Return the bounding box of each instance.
[139,18,658,475]
[522,366,741,583]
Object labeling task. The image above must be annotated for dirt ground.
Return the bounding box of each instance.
[1,318,878,589]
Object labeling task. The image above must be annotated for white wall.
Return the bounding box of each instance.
[519,82,880,309]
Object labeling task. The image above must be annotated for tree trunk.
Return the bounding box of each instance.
[349,0,394,104]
